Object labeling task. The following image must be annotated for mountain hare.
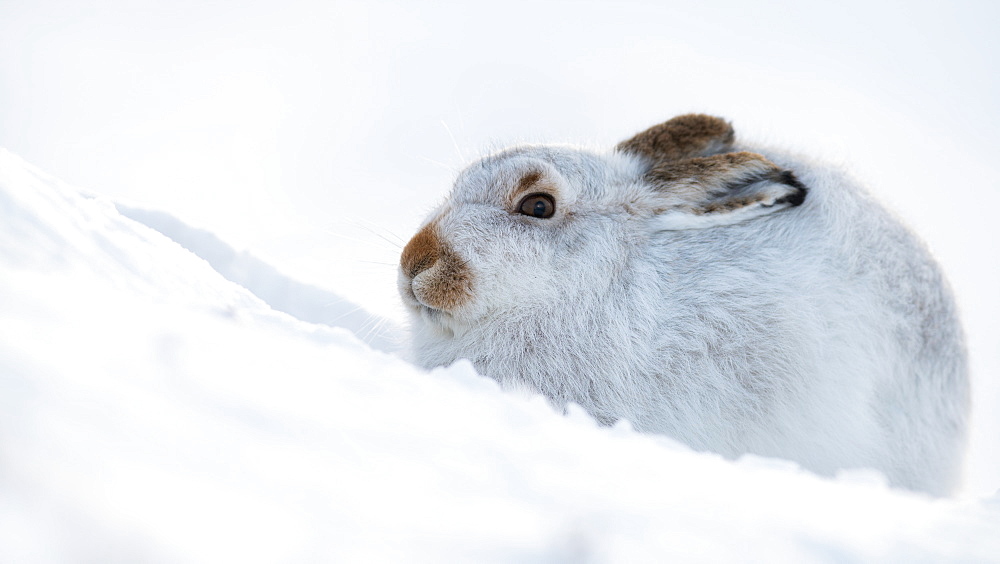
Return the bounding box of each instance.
[398,114,969,495]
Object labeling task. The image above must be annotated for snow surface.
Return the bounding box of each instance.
[3,147,1000,560]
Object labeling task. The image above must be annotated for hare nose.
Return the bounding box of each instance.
[401,223,441,279]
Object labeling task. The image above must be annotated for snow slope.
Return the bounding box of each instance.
[2,151,1000,561]
[113,203,402,354]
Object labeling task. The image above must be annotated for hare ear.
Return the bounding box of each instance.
[617,114,735,164]
[646,152,808,230]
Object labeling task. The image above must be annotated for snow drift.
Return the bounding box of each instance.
[1,148,998,562]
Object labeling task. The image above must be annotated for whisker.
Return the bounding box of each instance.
[324,219,406,251]
[320,303,370,325]
[320,228,401,252]
[417,155,458,172]
[366,229,405,250]
[357,314,397,345]
[441,119,466,163]
[352,217,407,245]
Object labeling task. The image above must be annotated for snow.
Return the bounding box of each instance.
[2,144,1000,560]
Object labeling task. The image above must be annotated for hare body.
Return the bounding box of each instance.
[399,116,969,495]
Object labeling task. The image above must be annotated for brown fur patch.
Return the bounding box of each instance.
[645,151,801,215]
[701,196,762,214]
[400,221,473,310]
[419,245,473,310]
[401,222,441,279]
[648,151,774,188]
[508,170,560,209]
[513,171,543,198]
[616,114,735,164]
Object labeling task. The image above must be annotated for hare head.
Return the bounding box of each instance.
[399,114,805,337]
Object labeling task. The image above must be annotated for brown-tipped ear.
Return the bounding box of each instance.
[616,114,735,165]
[646,151,808,230]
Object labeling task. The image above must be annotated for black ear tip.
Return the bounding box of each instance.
[777,171,808,207]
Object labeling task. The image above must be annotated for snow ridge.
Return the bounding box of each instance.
[115,204,402,353]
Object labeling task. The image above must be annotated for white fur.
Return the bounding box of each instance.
[400,141,969,496]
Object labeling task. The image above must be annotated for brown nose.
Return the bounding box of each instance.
[400,222,474,311]
[400,223,440,279]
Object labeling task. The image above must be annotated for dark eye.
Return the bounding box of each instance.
[517,193,556,218]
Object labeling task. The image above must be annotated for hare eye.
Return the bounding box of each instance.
[517,193,556,219]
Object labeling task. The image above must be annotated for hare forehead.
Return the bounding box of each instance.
[451,146,638,205]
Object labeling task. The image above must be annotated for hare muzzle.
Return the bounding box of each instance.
[400,222,473,311]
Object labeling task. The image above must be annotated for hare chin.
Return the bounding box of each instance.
[412,304,469,339]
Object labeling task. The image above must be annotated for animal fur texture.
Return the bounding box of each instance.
[398,114,969,496]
